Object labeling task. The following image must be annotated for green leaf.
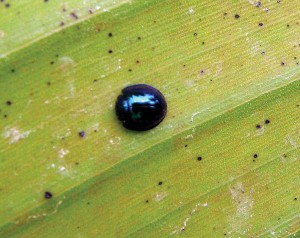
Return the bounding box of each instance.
[0,0,299,237]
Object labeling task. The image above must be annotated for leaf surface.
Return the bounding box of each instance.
[0,0,299,237]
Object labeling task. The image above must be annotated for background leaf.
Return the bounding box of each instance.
[0,0,299,237]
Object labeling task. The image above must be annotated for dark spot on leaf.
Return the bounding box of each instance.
[145,200,149,203]
[60,22,65,26]
[108,32,113,37]
[281,62,285,66]
[253,154,258,158]
[185,144,188,147]
[265,119,270,124]
[128,69,132,72]
[78,131,85,138]
[258,22,263,26]
[44,191,53,199]
[234,14,240,19]
[158,181,163,186]
[11,69,15,73]
[6,101,12,106]
[47,82,51,86]
[256,124,261,129]
[202,42,205,45]
[71,12,79,19]
[194,33,197,36]
[197,156,202,161]
[50,61,54,65]
[5,3,10,8]
[256,1,261,7]
[294,198,298,201]
[108,49,113,54]
[4,114,7,118]
[136,60,140,64]
[137,36,141,40]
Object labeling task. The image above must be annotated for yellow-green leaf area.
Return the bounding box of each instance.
[0,0,299,237]
[0,0,129,57]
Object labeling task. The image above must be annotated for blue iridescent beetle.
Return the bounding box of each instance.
[115,84,167,131]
